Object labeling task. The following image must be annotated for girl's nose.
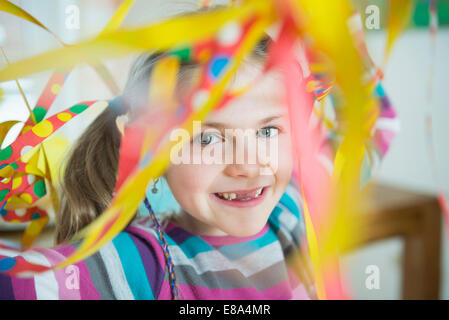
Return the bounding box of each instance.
[223,162,261,178]
[222,133,271,178]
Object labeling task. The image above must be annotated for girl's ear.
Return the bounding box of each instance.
[115,113,129,136]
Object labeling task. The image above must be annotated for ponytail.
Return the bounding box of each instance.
[56,106,122,244]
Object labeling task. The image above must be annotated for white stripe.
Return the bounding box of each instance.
[169,241,284,278]
[290,283,311,300]
[277,204,299,238]
[98,241,134,299]
[19,250,59,300]
[374,117,401,132]
[285,182,303,210]
[234,242,285,276]
[0,248,21,257]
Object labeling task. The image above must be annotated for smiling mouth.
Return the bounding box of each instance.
[213,186,267,201]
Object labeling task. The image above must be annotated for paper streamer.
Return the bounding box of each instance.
[0,2,276,275]
[384,0,415,68]
[0,0,413,302]
[0,0,137,247]
[0,1,273,82]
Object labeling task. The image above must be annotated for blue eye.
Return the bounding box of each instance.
[197,132,220,145]
[257,127,279,138]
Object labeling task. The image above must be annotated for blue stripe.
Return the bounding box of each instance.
[217,228,278,261]
[279,192,300,220]
[167,235,215,259]
[268,205,283,234]
[112,233,155,299]
[167,225,277,260]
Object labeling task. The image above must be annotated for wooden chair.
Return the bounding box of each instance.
[346,182,442,299]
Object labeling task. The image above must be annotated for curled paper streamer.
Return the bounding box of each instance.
[67,8,274,270]
[0,0,412,302]
[0,0,122,95]
[0,0,65,45]
[272,0,403,299]
[0,1,274,82]
[0,1,277,275]
[384,0,415,68]
[0,0,136,247]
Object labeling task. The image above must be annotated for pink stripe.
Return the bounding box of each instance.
[380,106,396,118]
[287,267,300,289]
[287,268,311,299]
[34,247,81,300]
[375,130,395,155]
[290,283,311,300]
[11,274,37,300]
[199,224,269,247]
[175,280,295,300]
[157,280,173,300]
[47,245,101,300]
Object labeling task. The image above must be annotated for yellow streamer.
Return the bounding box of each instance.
[384,0,415,67]
[0,0,273,82]
[55,9,275,269]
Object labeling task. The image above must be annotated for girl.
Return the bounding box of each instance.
[0,28,317,299]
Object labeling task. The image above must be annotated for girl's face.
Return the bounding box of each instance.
[165,64,293,237]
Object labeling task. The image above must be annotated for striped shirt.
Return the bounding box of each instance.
[0,182,316,300]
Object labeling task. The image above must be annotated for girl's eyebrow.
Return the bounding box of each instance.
[203,114,285,129]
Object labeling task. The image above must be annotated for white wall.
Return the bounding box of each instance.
[343,28,449,299]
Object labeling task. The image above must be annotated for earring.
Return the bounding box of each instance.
[151,178,160,193]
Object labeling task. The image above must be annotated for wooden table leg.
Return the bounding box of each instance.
[402,205,441,299]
